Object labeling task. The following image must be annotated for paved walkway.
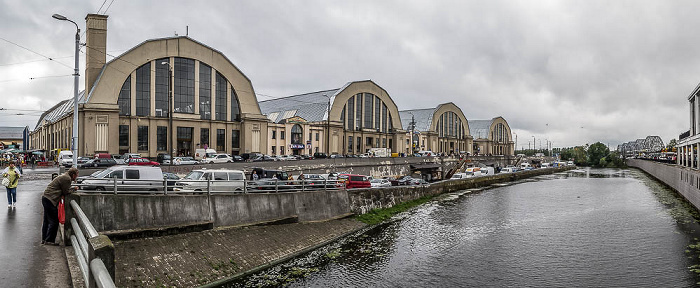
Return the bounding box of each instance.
[114,219,366,287]
[0,171,71,287]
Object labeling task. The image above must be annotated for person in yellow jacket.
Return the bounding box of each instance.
[2,162,21,208]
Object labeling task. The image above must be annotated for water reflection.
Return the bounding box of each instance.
[230,168,700,287]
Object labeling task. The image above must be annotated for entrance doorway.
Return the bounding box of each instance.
[177,127,193,156]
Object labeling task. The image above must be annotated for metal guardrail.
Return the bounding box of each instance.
[68,200,116,288]
[75,178,347,194]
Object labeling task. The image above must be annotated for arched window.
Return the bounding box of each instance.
[291,124,303,144]
[118,76,131,116]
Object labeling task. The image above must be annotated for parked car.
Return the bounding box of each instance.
[338,174,371,189]
[173,156,199,165]
[202,154,233,164]
[112,154,125,165]
[122,153,141,160]
[409,178,429,185]
[126,158,160,166]
[567,161,574,166]
[451,172,472,180]
[278,155,298,161]
[251,155,277,162]
[76,157,90,165]
[500,167,515,173]
[313,152,328,159]
[162,172,180,190]
[232,155,244,162]
[173,169,245,192]
[157,153,172,164]
[370,178,391,188]
[390,175,413,186]
[251,168,289,180]
[330,154,345,159]
[298,154,314,160]
[79,166,165,192]
[79,158,118,168]
[241,153,263,161]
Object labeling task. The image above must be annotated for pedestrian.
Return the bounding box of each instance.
[298,172,305,181]
[252,171,259,181]
[41,167,78,246]
[2,162,21,208]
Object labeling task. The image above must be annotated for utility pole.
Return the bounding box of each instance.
[161,61,173,165]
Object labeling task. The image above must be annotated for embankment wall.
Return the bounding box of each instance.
[627,159,700,211]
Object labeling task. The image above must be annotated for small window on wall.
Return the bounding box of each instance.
[137,126,149,151]
[119,125,129,147]
[231,130,240,149]
[272,146,276,155]
[272,131,276,139]
[281,131,285,140]
[316,133,319,141]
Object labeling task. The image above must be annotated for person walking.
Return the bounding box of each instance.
[3,162,21,208]
[41,167,78,246]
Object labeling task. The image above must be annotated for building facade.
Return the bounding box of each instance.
[399,103,473,155]
[259,80,406,156]
[678,83,700,168]
[31,14,269,157]
[468,117,515,155]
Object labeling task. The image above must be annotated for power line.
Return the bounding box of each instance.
[104,0,117,14]
[0,37,73,70]
[96,0,109,13]
[0,74,72,83]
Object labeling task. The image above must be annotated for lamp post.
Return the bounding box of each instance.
[532,136,536,154]
[512,132,517,155]
[160,61,173,166]
[52,13,80,168]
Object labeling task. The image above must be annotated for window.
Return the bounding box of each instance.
[231,130,240,149]
[309,132,312,141]
[291,125,302,144]
[341,106,346,129]
[281,131,285,140]
[382,103,388,133]
[272,146,276,154]
[200,128,209,148]
[199,63,212,120]
[125,169,139,179]
[155,58,169,117]
[215,72,227,121]
[348,136,353,153]
[357,136,361,152]
[135,63,150,116]
[213,172,227,180]
[364,93,373,129]
[157,126,167,151]
[280,146,284,154]
[231,85,240,121]
[108,171,123,179]
[315,133,319,141]
[228,172,244,180]
[119,125,129,147]
[174,57,195,113]
[216,129,225,152]
[383,138,387,148]
[366,137,373,147]
[375,97,381,129]
[347,96,354,130]
[137,126,148,151]
[272,130,276,139]
[356,93,362,129]
[118,76,131,116]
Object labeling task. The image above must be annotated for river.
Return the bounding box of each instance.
[230,168,700,287]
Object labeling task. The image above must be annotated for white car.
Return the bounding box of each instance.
[500,167,515,173]
[173,157,199,165]
[279,155,298,161]
[174,169,245,192]
[202,154,233,164]
[451,172,473,179]
[370,178,391,188]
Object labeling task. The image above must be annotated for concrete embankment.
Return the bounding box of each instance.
[627,159,700,211]
[105,166,573,287]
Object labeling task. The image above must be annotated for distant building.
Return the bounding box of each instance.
[678,83,700,167]
[0,126,30,150]
[468,117,514,156]
[399,103,473,155]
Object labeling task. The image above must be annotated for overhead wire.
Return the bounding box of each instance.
[0,37,73,70]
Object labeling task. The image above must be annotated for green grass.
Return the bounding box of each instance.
[354,195,435,225]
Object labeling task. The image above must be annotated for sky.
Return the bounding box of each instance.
[1,0,698,150]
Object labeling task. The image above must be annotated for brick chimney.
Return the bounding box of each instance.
[85,14,108,93]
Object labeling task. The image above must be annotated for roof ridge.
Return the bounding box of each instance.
[258,89,339,103]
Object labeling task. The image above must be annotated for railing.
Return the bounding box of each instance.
[68,199,116,288]
[75,178,347,194]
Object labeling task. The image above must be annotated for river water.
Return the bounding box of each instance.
[231,168,700,287]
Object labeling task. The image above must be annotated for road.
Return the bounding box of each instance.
[0,167,71,287]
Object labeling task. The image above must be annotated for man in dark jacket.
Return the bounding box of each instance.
[41,167,78,245]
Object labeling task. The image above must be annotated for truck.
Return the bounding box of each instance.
[369,148,390,157]
[194,148,217,160]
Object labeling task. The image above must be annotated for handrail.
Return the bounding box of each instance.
[74,178,347,194]
[68,199,115,288]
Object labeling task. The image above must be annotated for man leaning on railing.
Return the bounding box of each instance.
[41,167,79,246]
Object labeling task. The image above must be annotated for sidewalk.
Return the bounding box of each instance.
[114,218,366,287]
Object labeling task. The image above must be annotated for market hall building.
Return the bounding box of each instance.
[30,14,270,158]
[399,103,473,155]
[259,80,407,156]
[468,117,515,155]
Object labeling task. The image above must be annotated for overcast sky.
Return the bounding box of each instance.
[1,0,698,149]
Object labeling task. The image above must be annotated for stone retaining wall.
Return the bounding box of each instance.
[627,159,700,211]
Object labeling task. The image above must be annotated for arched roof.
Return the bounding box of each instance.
[469,116,511,141]
[398,102,470,136]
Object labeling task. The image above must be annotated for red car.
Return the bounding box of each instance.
[126,158,160,166]
[338,174,371,189]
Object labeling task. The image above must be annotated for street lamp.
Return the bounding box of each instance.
[322,93,330,155]
[160,61,173,166]
[532,136,536,154]
[52,13,80,168]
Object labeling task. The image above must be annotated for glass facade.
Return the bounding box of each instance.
[215,72,227,121]
[291,124,302,144]
[155,58,169,118]
[364,93,373,129]
[356,93,362,129]
[137,126,148,151]
[216,129,225,152]
[119,125,129,147]
[174,57,195,113]
[135,63,150,116]
[231,130,240,149]
[118,76,131,116]
[375,97,381,130]
[231,87,240,121]
[200,128,209,148]
[347,96,354,130]
[156,126,167,151]
[200,63,212,120]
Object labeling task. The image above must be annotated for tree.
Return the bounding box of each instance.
[587,142,609,167]
[667,139,677,149]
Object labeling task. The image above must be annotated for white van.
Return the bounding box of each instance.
[480,167,495,176]
[501,167,515,173]
[194,148,217,160]
[451,172,473,180]
[58,150,74,167]
[174,169,245,192]
[520,162,532,170]
[79,166,164,192]
[541,163,550,168]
